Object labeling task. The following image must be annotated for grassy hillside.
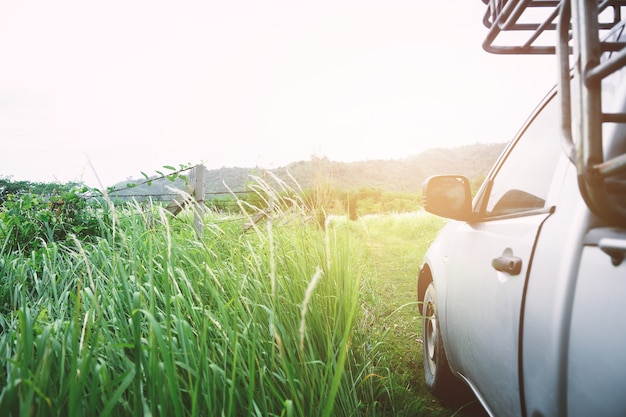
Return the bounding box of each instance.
[109,143,506,199]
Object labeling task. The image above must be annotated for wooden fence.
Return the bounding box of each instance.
[165,164,205,238]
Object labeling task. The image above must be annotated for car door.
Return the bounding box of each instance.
[567,228,626,417]
[443,95,563,416]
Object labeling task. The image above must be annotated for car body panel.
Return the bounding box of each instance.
[443,213,550,416]
[518,161,589,417]
[567,229,626,417]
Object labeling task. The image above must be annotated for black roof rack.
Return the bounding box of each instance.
[482,0,626,225]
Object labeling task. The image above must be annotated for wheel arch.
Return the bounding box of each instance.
[418,263,433,304]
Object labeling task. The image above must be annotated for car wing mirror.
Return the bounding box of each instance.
[422,175,473,221]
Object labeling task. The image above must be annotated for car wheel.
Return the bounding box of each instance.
[422,282,463,400]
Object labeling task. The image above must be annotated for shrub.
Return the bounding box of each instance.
[0,186,106,254]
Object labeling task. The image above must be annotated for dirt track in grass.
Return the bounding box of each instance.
[360,212,488,417]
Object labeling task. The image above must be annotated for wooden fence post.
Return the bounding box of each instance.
[191,164,205,239]
[164,164,205,239]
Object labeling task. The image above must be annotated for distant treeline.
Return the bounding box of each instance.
[0,178,84,204]
[2,143,505,217]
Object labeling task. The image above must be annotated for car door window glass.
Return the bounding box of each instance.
[485,96,562,216]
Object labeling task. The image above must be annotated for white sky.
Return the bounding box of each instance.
[0,1,557,188]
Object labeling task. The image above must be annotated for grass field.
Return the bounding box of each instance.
[355,212,487,417]
[355,212,446,416]
[0,191,484,416]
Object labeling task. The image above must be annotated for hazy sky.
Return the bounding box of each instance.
[0,1,557,187]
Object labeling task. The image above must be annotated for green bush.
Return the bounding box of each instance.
[0,186,106,254]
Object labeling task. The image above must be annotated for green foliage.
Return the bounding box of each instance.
[342,187,422,217]
[0,178,82,204]
[204,195,239,212]
[106,165,192,202]
[0,181,390,417]
[0,183,106,254]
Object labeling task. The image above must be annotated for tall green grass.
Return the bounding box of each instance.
[0,182,386,417]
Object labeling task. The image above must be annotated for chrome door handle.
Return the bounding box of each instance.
[492,255,522,275]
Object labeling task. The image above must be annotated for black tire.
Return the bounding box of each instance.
[422,282,469,403]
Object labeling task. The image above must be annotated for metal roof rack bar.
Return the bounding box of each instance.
[482,0,561,54]
[483,0,626,224]
[482,0,626,54]
[587,47,626,82]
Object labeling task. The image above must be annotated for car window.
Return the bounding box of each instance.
[485,95,562,217]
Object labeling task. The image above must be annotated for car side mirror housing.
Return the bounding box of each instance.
[422,175,473,221]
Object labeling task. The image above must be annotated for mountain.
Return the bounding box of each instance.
[109,143,506,200]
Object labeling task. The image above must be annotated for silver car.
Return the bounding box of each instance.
[418,2,626,416]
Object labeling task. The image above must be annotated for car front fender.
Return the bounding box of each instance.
[418,221,460,347]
